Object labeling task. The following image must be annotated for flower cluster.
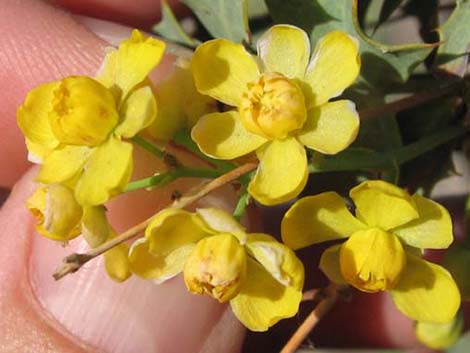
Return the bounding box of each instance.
[16,24,461,335]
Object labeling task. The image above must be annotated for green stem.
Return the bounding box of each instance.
[124,167,222,193]
[132,136,165,158]
[233,190,250,221]
[311,125,467,172]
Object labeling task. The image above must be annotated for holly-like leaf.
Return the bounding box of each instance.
[265,0,436,85]
[153,0,198,47]
[182,0,250,43]
[434,0,470,77]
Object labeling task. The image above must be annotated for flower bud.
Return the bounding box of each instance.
[27,184,83,241]
[184,234,247,302]
[49,76,119,146]
[415,310,464,349]
[240,73,307,139]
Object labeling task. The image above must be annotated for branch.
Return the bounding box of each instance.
[53,162,258,280]
[280,284,341,353]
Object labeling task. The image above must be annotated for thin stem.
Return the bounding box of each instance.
[233,190,250,221]
[280,284,340,353]
[359,81,464,120]
[124,167,223,193]
[53,162,259,280]
[301,288,320,302]
[132,136,165,158]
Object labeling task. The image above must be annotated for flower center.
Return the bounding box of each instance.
[49,76,119,146]
[340,228,406,292]
[239,73,307,139]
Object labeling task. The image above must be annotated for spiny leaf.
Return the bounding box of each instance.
[153,0,198,47]
[434,0,470,77]
[182,0,250,43]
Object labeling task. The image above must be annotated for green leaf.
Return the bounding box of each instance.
[434,0,470,77]
[182,0,250,43]
[153,0,198,47]
[265,0,436,85]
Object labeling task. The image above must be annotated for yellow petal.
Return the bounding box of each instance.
[230,258,302,331]
[281,192,366,250]
[115,85,157,138]
[257,24,310,79]
[129,238,194,283]
[75,137,133,206]
[304,31,360,107]
[340,228,406,292]
[391,254,460,323]
[392,194,453,249]
[319,245,347,285]
[298,100,360,154]
[17,81,60,154]
[82,206,110,248]
[104,230,131,282]
[191,111,267,159]
[97,30,166,100]
[191,39,259,106]
[443,246,470,300]
[145,209,214,257]
[350,180,419,230]
[25,138,53,163]
[27,185,82,241]
[196,208,247,242]
[149,61,216,140]
[415,311,464,349]
[245,233,304,290]
[248,138,308,206]
[37,145,92,184]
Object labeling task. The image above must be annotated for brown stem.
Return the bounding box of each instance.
[359,82,462,120]
[280,284,341,353]
[53,162,258,280]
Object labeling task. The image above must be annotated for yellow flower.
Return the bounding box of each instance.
[147,58,217,140]
[281,179,460,323]
[415,311,464,349]
[17,30,165,206]
[129,207,304,331]
[27,185,130,282]
[191,25,361,205]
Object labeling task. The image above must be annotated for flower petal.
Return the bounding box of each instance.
[248,138,308,206]
[391,254,461,323]
[392,194,453,249]
[75,137,133,206]
[145,209,214,257]
[191,39,259,106]
[115,85,157,138]
[196,208,247,242]
[340,229,406,292]
[257,24,310,79]
[37,145,92,184]
[191,111,267,159]
[298,100,359,154]
[281,192,366,250]
[230,258,302,331]
[104,230,131,282]
[304,31,360,107]
[27,185,82,241]
[82,206,110,248]
[350,180,419,230]
[97,30,166,100]
[319,245,347,285]
[245,233,304,290]
[129,238,194,283]
[17,81,60,154]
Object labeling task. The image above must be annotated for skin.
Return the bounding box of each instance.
[0,1,466,352]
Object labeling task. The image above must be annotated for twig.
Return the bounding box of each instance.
[301,288,320,302]
[280,283,340,353]
[359,81,463,120]
[53,162,258,280]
